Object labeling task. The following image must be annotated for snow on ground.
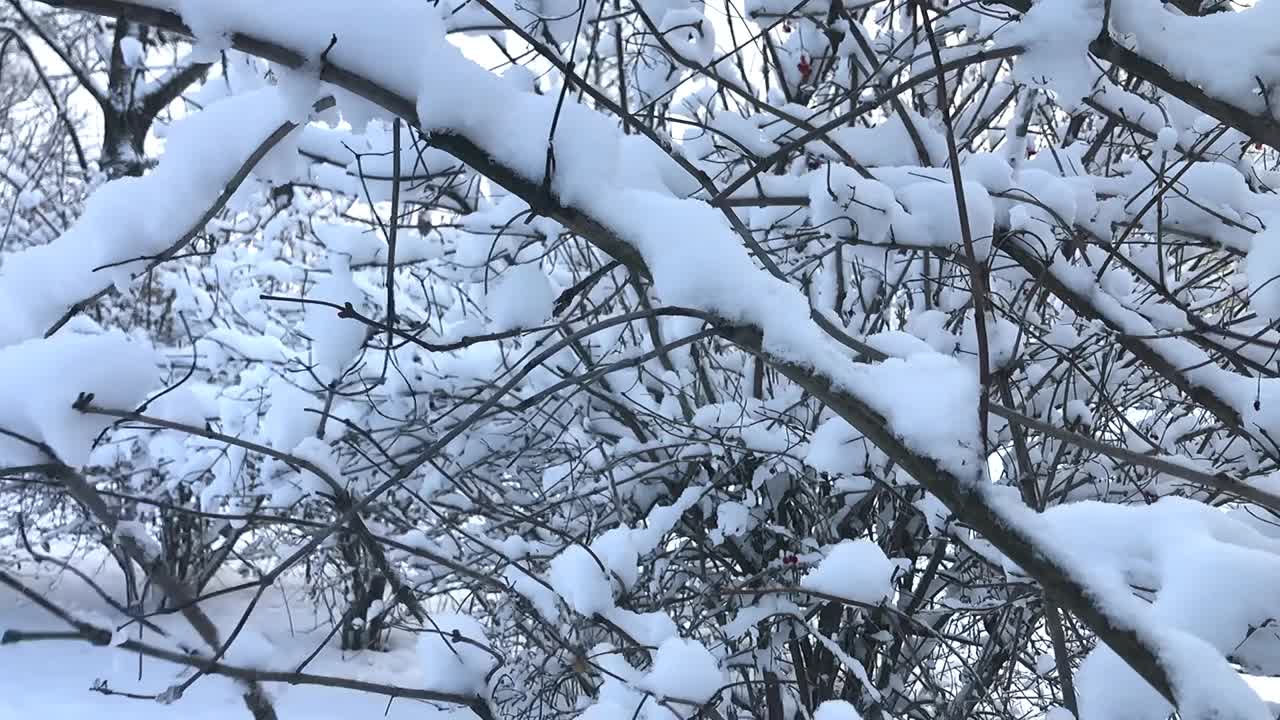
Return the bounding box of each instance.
[0,558,468,720]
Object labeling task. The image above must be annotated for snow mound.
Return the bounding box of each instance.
[802,540,897,606]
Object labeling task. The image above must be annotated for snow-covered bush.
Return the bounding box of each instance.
[3,0,1280,719]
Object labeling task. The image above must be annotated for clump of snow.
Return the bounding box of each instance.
[643,637,725,703]
[801,539,897,605]
[179,0,235,60]
[1119,160,1258,250]
[828,109,947,167]
[548,544,613,616]
[628,484,703,554]
[416,613,496,696]
[1108,0,1280,118]
[290,436,342,495]
[714,501,750,540]
[659,7,715,66]
[815,700,863,720]
[706,111,777,156]
[847,353,981,474]
[864,330,935,359]
[0,330,157,466]
[314,223,441,266]
[263,375,321,450]
[808,165,898,244]
[1247,228,1280,322]
[541,462,572,492]
[200,327,291,364]
[485,264,555,332]
[995,0,1101,110]
[119,36,145,67]
[546,487,705,618]
[303,260,367,380]
[805,416,868,477]
[897,180,996,259]
[505,565,560,622]
[604,608,679,648]
[1064,399,1093,427]
[1035,654,1057,676]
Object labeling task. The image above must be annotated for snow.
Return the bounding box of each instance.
[864,330,935,359]
[485,263,555,332]
[314,223,441,266]
[263,375,321,449]
[714,501,750,540]
[416,613,496,696]
[291,436,342,494]
[827,110,947,168]
[119,36,145,68]
[546,485,705,620]
[805,416,868,477]
[0,87,298,348]
[995,0,1101,110]
[0,564,464,720]
[113,521,162,562]
[628,484,704,554]
[201,327,291,363]
[809,166,897,244]
[643,637,725,703]
[659,8,716,66]
[814,700,863,720]
[990,495,1280,720]
[121,0,987,482]
[1064,398,1093,427]
[706,111,777,157]
[849,353,982,474]
[1247,227,1280,322]
[504,565,560,622]
[10,2,1280,720]
[303,260,368,380]
[1035,654,1057,676]
[1108,0,1280,117]
[897,180,996,260]
[548,544,614,616]
[541,461,572,492]
[604,608,680,648]
[0,330,158,466]
[801,539,897,606]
